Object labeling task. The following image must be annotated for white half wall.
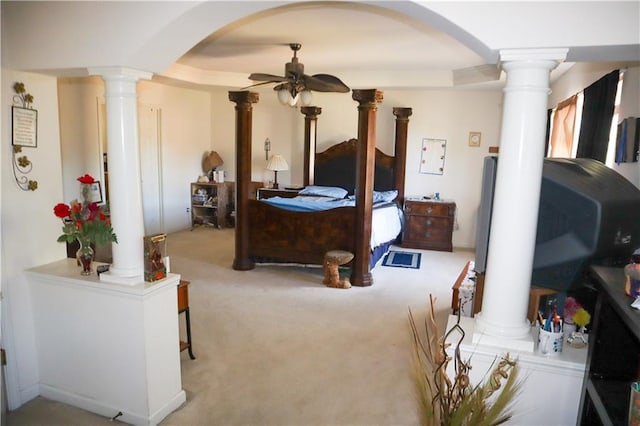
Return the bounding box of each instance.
[1,69,66,409]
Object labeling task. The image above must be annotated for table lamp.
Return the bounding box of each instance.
[266,154,288,189]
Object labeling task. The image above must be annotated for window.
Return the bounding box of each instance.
[547,70,624,165]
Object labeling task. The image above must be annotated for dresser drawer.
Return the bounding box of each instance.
[404,201,452,217]
[406,216,452,238]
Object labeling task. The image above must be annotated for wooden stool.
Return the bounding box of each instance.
[323,250,354,289]
[178,280,196,360]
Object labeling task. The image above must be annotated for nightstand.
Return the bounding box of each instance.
[257,187,301,200]
[402,198,456,251]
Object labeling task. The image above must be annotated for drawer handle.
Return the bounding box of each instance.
[426,207,433,213]
[426,220,432,226]
[425,231,432,238]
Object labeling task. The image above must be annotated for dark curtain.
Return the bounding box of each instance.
[575,70,619,162]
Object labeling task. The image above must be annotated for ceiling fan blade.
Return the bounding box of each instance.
[241,80,281,90]
[248,73,288,83]
[305,74,350,93]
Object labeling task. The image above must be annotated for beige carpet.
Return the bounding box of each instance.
[7,228,473,426]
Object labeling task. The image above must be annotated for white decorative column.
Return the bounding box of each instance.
[473,49,568,351]
[88,67,151,284]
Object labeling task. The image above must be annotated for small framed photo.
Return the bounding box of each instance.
[12,106,38,147]
[468,131,481,147]
[83,181,103,204]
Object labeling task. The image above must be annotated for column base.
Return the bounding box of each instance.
[99,270,144,285]
[473,312,534,352]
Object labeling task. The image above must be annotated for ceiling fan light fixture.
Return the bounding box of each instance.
[300,89,313,106]
[288,93,299,107]
[277,88,292,105]
[248,43,349,108]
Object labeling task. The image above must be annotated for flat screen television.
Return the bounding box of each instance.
[475,156,640,292]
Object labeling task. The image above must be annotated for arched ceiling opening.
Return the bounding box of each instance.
[161,1,502,90]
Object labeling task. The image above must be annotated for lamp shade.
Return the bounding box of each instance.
[266,154,289,171]
[202,150,223,172]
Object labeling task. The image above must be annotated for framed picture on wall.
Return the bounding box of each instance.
[420,138,447,175]
[468,131,482,147]
[12,106,38,148]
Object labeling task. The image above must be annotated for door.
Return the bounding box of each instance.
[138,105,164,235]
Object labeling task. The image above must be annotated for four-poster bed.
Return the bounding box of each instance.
[229,89,412,286]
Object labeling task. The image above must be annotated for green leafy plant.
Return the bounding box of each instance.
[409,295,521,426]
[53,174,117,246]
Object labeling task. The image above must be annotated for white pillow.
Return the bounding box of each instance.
[299,185,348,199]
[374,190,398,203]
[348,190,398,203]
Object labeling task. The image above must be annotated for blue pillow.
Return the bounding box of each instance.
[299,185,348,199]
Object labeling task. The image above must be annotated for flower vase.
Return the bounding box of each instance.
[563,321,576,341]
[76,237,94,276]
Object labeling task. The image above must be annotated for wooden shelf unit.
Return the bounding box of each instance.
[190,182,229,229]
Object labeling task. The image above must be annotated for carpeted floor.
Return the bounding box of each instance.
[7,228,473,425]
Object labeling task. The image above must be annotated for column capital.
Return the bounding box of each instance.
[300,106,322,118]
[87,67,153,81]
[393,107,413,120]
[352,89,383,105]
[228,91,259,104]
[499,48,568,69]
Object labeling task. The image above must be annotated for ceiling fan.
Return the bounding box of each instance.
[247,43,350,106]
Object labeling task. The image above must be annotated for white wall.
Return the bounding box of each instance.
[57,77,105,201]
[137,80,212,233]
[58,78,213,234]
[1,70,66,409]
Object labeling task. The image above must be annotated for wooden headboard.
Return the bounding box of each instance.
[314,138,396,195]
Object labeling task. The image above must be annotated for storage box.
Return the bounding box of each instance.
[144,233,167,282]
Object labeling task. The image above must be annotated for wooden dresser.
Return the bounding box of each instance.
[401,199,455,251]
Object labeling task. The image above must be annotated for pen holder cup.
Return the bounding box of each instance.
[538,327,563,355]
[630,382,640,425]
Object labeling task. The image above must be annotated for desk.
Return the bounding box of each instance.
[451,261,484,316]
[178,280,196,359]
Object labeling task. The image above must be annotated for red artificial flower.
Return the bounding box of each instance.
[156,271,165,280]
[53,203,71,218]
[77,174,95,184]
[54,172,117,246]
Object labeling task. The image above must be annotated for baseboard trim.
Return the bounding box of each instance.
[39,384,186,425]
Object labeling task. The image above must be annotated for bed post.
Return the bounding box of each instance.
[301,106,322,187]
[392,107,412,205]
[229,91,259,271]
[351,89,383,287]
